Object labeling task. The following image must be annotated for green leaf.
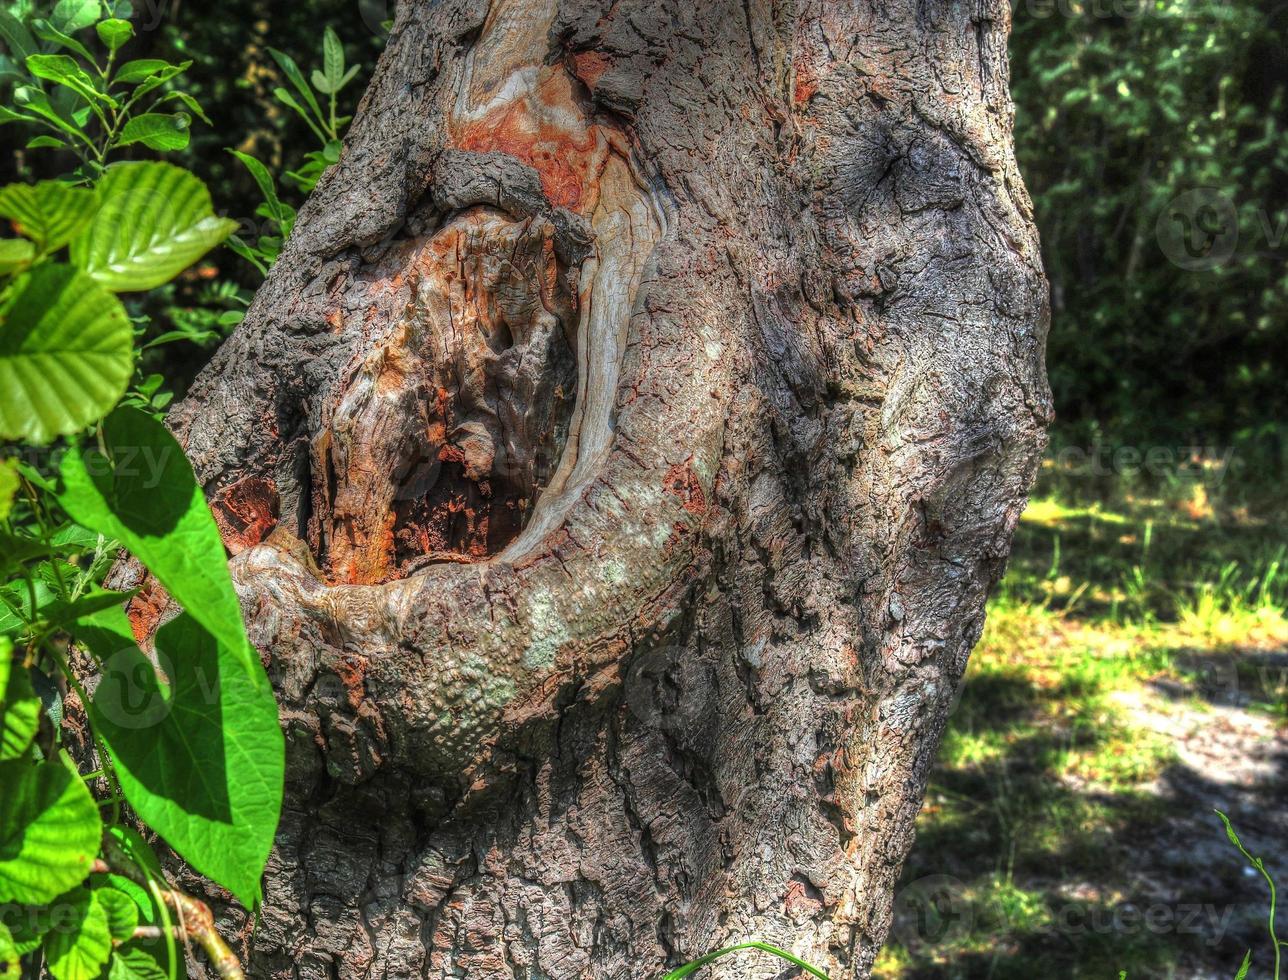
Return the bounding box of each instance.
[0,460,17,522]
[269,86,325,143]
[74,606,283,910]
[111,59,172,84]
[109,946,167,980]
[94,887,138,943]
[0,640,42,761]
[158,90,208,125]
[0,10,37,65]
[0,106,37,125]
[69,162,236,292]
[25,135,68,150]
[43,887,111,980]
[321,26,343,91]
[94,18,132,52]
[0,263,133,444]
[0,919,19,980]
[1215,808,1244,851]
[10,88,90,145]
[50,0,102,35]
[57,406,257,675]
[227,150,289,232]
[0,180,97,254]
[30,19,93,62]
[1234,950,1251,979]
[224,235,268,275]
[0,758,101,904]
[0,239,33,275]
[39,588,137,632]
[266,47,322,125]
[25,54,115,108]
[131,63,191,99]
[100,872,154,925]
[116,112,189,152]
[335,64,359,91]
[6,902,55,956]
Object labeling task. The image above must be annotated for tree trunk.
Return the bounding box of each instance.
[156,0,1051,975]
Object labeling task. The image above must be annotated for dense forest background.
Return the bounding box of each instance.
[3,1,1286,977]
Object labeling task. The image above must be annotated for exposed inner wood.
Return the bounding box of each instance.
[309,0,662,584]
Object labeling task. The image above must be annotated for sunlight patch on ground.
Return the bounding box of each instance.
[879,479,1288,978]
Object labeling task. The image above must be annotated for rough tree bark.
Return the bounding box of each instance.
[147,0,1051,975]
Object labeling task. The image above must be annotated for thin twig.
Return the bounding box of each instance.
[102,836,247,980]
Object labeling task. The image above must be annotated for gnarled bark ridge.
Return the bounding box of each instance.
[164,0,1051,975]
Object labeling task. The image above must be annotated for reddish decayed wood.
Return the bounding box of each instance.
[454,70,607,212]
[210,476,280,555]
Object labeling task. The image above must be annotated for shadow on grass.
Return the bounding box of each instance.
[882,655,1287,979]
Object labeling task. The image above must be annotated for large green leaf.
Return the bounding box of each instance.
[28,20,93,63]
[25,54,115,108]
[68,162,236,292]
[0,640,42,761]
[116,113,189,152]
[73,606,283,910]
[94,18,132,53]
[57,407,257,676]
[111,59,172,84]
[0,180,97,253]
[8,88,89,146]
[43,888,111,980]
[49,0,102,34]
[0,263,133,444]
[0,757,101,904]
[0,10,37,65]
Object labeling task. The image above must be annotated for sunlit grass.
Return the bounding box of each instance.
[880,465,1288,977]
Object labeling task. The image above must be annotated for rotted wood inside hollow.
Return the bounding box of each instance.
[309,210,578,585]
[307,1,663,585]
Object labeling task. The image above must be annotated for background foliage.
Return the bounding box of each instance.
[1010,0,1288,477]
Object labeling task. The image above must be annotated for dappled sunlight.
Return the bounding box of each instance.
[880,471,1288,978]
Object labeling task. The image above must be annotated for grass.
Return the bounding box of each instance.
[876,461,1288,979]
